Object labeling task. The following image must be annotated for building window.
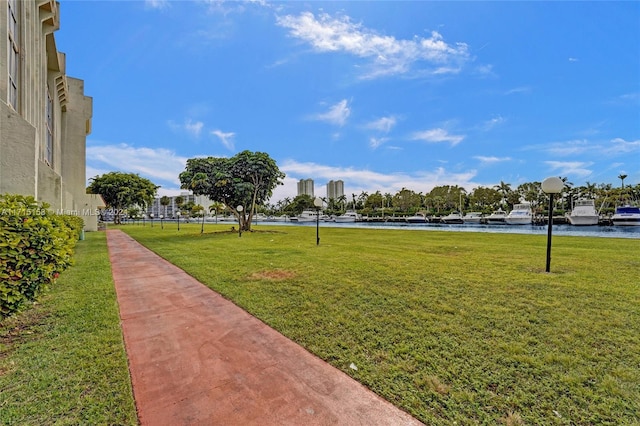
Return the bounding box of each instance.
[7,0,19,110]
[46,88,53,165]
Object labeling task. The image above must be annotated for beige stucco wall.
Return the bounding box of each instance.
[0,103,37,196]
[1,1,95,231]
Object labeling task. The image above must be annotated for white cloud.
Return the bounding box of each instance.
[185,119,204,137]
[410,128,465,146]
[482,115,505,131]
[545,139,592,156]
[211,130,236,150]
[505,86,532,95]
[605,137,640,154]
[168,118,205,137]
[545,161,594,178]
[365,116,397,133]
[145,0,170,10]
[474,156,512,165]
[312,99,351,126]
[86,143,190,186]
[276,12,470,79]
[369,137,389,149]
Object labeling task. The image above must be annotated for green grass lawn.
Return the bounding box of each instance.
[0,232,137,425]
[120,222,640,425]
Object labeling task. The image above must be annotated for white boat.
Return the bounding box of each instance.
[486,209,507,224]
[505,203,533,225]
[289,209,320,223]
[462,212,483,224]
[267,215,289,222]
[567,199,599,226]
[440,211,464,224]
[406,212,428,223]
[334,210,361,223]
[611,205,640,226]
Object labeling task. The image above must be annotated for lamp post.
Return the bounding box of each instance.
[542,177,564,272]
[201,211,205,234]
[150,213,154,227]
[237,205,243,237]
[160,214,164,229]
[176,211,181,231]
[314,197,323,245]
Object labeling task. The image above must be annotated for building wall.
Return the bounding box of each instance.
[0,1,101,230]
[146,193,215,219]
[326,180,344,200]
[297,178,314,197]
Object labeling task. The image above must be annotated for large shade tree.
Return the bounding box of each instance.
[179,151,284,231]
[87,172,158,224]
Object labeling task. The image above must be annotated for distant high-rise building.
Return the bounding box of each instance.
[326,180,344,200]
[297,179,314,197]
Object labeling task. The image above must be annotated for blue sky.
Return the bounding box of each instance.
[56,0,640,202]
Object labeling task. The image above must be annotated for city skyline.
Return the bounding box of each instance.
[55,1,640,203]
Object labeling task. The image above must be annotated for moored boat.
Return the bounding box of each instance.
[289,209,320,223]
[611,205,640,226]
[462,212,483,224]
[486,209,507,224]
[567,199,599,226]
[406,212,428,223]
[505,203,533,225]
[440,211,464,224]
[334,210,361,223]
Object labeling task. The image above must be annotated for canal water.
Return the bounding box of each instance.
[262,220,640,240]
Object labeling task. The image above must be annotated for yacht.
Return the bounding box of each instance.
[289,209,320,223]
[505,203,533,225]
[486,209,507,224]
[611,205,640,226]
[462,212,483,224]
[567,199,599,226]
[334,210,361,223]
[440,211,464,224]
[406,212,428,223]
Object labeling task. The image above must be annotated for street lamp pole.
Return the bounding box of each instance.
[314,197,323,245]
[237,205,244,237]
[542,177,564,273]
[160,214,164,229]
[176,211,181,231]
[150,213,154,228]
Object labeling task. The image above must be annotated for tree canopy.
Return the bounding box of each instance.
[87,172,158,224]
[179,151,284,230]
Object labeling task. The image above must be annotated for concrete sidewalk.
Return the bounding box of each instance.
[107,230,423,425]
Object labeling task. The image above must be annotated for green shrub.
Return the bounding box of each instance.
[0,194,83,319]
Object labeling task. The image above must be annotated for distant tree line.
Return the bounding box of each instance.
[262,176,639,218]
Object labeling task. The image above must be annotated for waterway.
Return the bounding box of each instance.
[257,220,640,240]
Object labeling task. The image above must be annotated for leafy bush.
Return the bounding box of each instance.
[0,194,83,319]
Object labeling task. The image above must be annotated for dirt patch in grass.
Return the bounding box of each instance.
[0,307,50,375]
[249,269,297,281]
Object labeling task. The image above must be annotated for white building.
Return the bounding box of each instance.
[297,179,314,197]
[147,192,215,218]
[326,180,344,200]
[0,0,103,230]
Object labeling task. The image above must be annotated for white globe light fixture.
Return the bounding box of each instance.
[542,177,564,272]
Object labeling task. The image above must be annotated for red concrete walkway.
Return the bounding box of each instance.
[107,230,423,426]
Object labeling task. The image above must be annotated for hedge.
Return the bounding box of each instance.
[0,194,83,319]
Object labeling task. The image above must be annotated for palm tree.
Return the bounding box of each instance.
[618,173,628,189]
[209,201,224,223]
[337,195,347,212]
[175,196,184,216]
[160,195,170,213]
[494,181,512,207]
